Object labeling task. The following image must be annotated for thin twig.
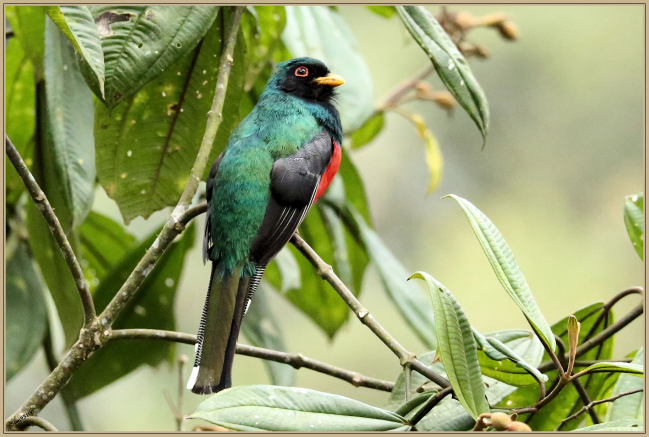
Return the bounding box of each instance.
[15,416,58,432]
[109,329,395,392]
[583,287,643,342]
[571,378,600,425]
[6,136,96,328]
[5,9,245,429]
[290,234,451,389]
[556,388,643,430]
[377,64,436,110]
[405,365,412,402]
[408,386,453,427]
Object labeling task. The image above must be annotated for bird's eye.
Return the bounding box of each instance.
[295,66,309,77]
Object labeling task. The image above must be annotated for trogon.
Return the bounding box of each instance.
[187,57,344,394]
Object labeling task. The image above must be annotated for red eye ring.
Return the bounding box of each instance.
[295,66,309,77]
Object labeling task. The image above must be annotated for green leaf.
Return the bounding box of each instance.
[191,385,410,431]
[77,211,136,292]
[6,6,46,80]
[578,362,643,377]
[473,328,547,387]
[573,419,643,432]
[86,6,219,108]
[5,38,36,205]
[410,272,489,420]
[45,18,96,230]
[241,283,296,386]
[366,6,396,18]
[63,223,196,401]
[45,6,106,98]
[624,193,643,260]
[94,10,246,223]
[350,111,384,149]
[607,348,644,421]
[283,6,374,132]
[6,242,47,381]
[264,247,301,293]
[445,194,556,352]
[396,6,489,146]
[241,6,286,90]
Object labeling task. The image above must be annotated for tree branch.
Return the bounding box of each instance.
[556,388,643,430]
[290,234,451,389]
[5,9,245,429]
[15,417,58,432]
[583,287,643,342]
[571,378,600,425]
[110,329,395,392]
[6,136,96,328]
[408,386,453,427]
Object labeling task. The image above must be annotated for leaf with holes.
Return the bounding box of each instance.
[607,349,644,421]
[410,272,489,420]
[86,6,219,108]
[94,10,246,223]
[45,6,106,98]
[446,195,556,352]
[191,385,410,431]
[396,6,489,146]
[624,193,643,260]
[62,223,196,401]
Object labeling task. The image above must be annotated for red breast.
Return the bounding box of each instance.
[315,140,342,201]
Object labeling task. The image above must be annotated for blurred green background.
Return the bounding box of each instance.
[7,5,643,431]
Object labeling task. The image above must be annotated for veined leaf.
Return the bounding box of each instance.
[7,242,47,381]
[44,18,96,230]
[350,111,384,149]
[86,5,219,108]
[94,10,246,223]
[45,6,105,98]
[607,348,644,421]
[366,6,396,18]
[396,6,489,146]
[624,193,643,260]
[410,272,489,420]
[473,328,547,387]
[573,419,643,432]
[445,194,556,352]
[191,385,410,431]
[283,6,374,132]
[6,6,46,80]
[578,362,643,377]
[241,283,296,386]
[63,224,196,401]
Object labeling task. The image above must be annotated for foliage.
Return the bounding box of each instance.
[5,5,643,433]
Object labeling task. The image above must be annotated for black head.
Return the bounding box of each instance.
[275,57,345,103]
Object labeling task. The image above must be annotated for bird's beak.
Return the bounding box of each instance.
[314,73,345,87]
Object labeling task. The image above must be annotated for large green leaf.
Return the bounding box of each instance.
[44,18,96,230]
[396,6,489,146]
[86,6,219,108]
[6,242,47,381]
[45,6,106,98]
[95,10,246,223]
[350,111,384,149]
[241,283,296,386]
[63,224,196,401]
[78,211,136,292]
[607,348,644,421]
[282,6,374,132]
[410,272,489,420]
[5,38,36,205]
[6,6,46,80]
[191,385,410,431]
[624,193,643,260]
[473,329,547,387]
[446,195,556,352]
[573,419,643,432]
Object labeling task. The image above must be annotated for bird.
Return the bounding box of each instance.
[187,57,345,394]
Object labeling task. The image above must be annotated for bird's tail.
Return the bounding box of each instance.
[187,263,249,394]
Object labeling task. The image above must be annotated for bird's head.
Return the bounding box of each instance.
[272,57,345,103]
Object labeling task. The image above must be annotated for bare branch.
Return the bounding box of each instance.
[556,388,643,430]
[571,378,600,425]
[6,136,96,327]
[15,416,58,432]
[290,234,451,389]
[408,386,453,427]
[110,329,395,392]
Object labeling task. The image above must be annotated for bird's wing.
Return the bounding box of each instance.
[203,152,224,265]
[249,130,335,266]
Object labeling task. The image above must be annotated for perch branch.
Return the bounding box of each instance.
[556,388,643,430]
[110,329,395,392]
[6,136,96,328]
[290,234,451,389]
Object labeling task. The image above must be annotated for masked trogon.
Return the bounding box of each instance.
[187,57,344,394]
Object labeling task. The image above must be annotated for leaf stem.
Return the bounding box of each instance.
[290,234,451,389]
[408,386,453,427]
[109,329,395,392]
[5,135,96,328]
[555,388,643,430]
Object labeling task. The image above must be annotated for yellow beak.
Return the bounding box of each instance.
[314,73,345,87]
